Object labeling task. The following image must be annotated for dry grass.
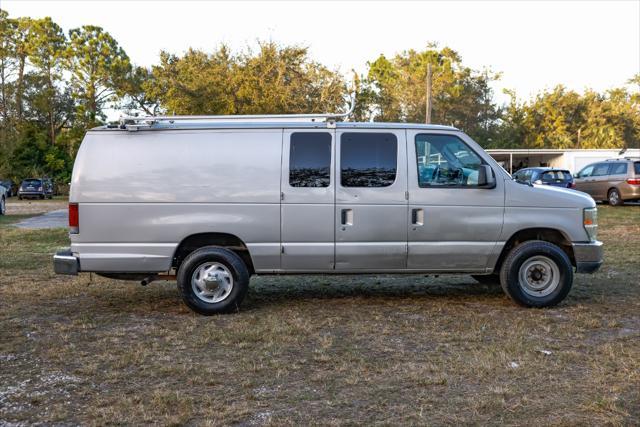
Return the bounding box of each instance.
[0,202,639,425]
[4,197,67,215]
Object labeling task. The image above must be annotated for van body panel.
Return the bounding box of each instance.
[70,130,282,204]
[335,129,408,270]
[71,203,281,272]
[501,179,593,243]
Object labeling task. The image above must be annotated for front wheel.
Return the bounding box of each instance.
[500,240,573,308]
[177,246,250,315]
[608,188,623,206]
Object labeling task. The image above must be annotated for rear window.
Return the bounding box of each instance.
[22,179,41,186]
[541,170,571,182]
[635,162,640,174]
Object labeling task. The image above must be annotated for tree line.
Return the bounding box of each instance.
[0,9,638,184]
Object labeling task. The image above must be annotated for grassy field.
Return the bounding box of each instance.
[0,203,639,425]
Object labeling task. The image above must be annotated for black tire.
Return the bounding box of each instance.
[18,196,22,200]
[177,246,249,315]
[607,188,623,206]
[471,274,500,285]
[499,240,573,308]
[0,196,5,215]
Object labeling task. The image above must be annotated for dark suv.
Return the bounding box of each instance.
[18,178,54,200]
[513,167,575,189]
[574,158,640,206]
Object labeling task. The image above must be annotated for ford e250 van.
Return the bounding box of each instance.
[54,112,603,315]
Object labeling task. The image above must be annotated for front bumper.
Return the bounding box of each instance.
[572,241,603,273]
[53,248,79,275]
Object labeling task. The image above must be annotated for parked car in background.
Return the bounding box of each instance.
[513,167,575,189]
[18,178,54,200]
[0,179,14,197]
[574,158,640,206]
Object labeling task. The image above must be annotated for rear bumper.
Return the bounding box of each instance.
[572,241,603,273]
[18,191,45,197]
[53,248,79,275]
[620,183,640,200]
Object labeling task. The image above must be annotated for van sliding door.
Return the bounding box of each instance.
[280,130,336,271]
[335,130,408,270]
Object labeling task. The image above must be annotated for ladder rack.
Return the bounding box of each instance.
[119,101,356,131]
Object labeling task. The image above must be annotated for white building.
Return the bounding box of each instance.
[487,148,640,174]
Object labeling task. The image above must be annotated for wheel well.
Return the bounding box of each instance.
[172,233,255,274]
[607,187,619,196]
[493,228,575,273]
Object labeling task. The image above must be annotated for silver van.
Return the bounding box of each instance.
[54,113,603,315]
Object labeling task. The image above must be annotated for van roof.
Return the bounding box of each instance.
[91,121,459,133]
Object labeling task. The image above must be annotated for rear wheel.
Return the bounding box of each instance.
[177,246,249,315]
[608,188,623,206]
[500,240,573,308]
[0,196,5,215]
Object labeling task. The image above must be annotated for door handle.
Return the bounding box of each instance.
[411,208,424,226]
[341,209,353,226]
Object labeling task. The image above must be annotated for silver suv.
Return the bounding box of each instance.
[574,158,640,206]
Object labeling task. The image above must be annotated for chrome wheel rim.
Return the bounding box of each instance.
[518,255,560,297]
[609,191,619,205]
[191,262,234,303]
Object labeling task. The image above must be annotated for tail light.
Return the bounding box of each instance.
[69,203,79,234]
[626,178,640,185]
[568,182,576,189]
[37,186,43,191]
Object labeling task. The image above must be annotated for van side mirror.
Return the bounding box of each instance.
[477,165,495,187]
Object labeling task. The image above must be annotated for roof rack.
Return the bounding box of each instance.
[119,100,356,131]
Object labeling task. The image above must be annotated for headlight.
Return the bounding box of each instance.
[583,207,598,241]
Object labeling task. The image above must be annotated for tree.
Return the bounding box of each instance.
[67,25,130,125]
[233,42,346,114]
[362,45,501,144]
[146,47,236,115]
[145,42,348,116]
[27,17,67,145]
[12,16,35,123]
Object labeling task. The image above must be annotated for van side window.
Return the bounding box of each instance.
[289,133,331,187]
[340,133,397,187]
[578,165,594,178]
[610,163,627,175]
[415,134,484,187]
[592,163,610,177]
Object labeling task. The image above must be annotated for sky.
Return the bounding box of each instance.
[3,0,639,106]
